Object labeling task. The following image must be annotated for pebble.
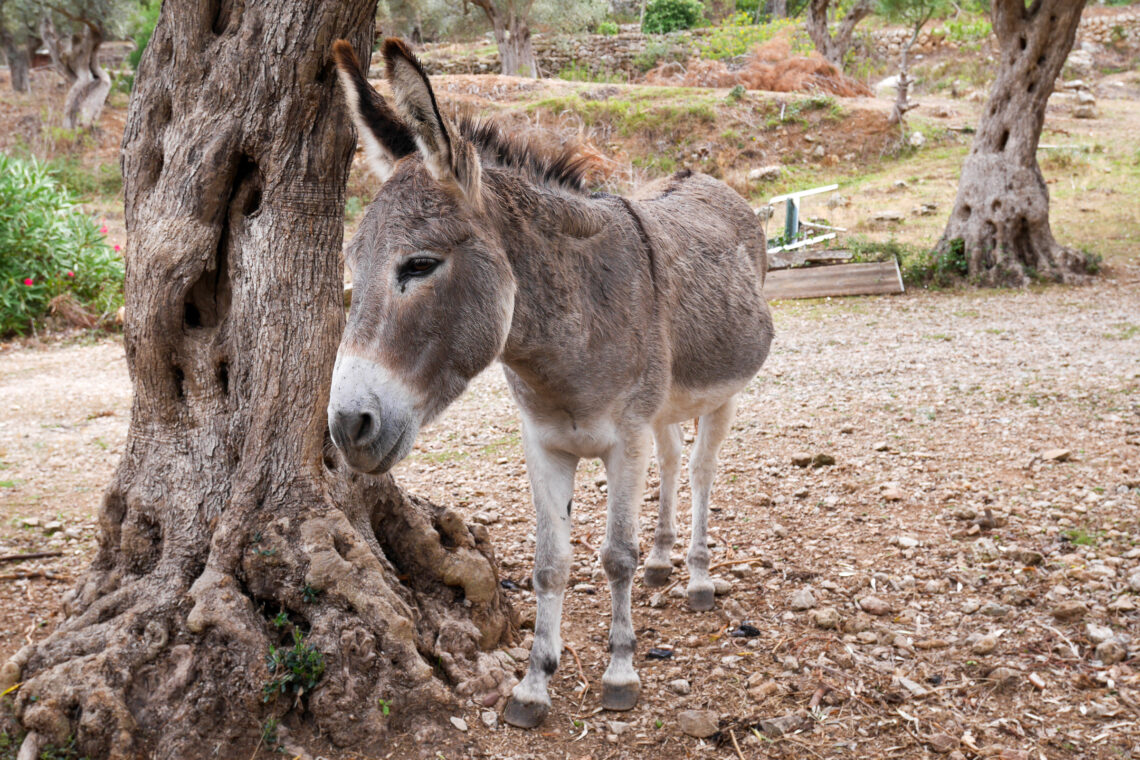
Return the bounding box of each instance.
[42,521,63,536]
[1086,623,1114,644]
[881,486,904,502]
[1051,600,1087,621]
[962,599,981,614]
[749,680,779,700]
[980,603,1011,618]
[971,634,999,655]
[677,709,719,738]
[450,716,468,732]
[1128,572,1140,593]
[892,535,920,549]
[480,710,497,729]
[927,732,959,753]
[872,441,889,451]
[712,577,732,596]
[1095,639,1127,665]
[1042,448,1071,462]
[809,607,840,629]
[606,720,631,735]
[791,453,813,467]
[758,713,808,737]
[667,678,691,695]
[789,587,816,610]
[989,666,1020,690]
[858,595,891,616]
[812,453,835,467]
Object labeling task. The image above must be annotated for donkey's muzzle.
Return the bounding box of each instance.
[328,352,421,474]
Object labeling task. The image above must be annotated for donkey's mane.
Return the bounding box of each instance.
[455,114,590,195]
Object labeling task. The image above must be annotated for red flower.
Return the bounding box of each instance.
[113,245,121,253]
[23,278,34,286]
[99,225,108,235]
[67,271,75,278]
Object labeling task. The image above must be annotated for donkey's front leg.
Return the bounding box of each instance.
[644,422,682,586]
[503,436,578,729]
[600,429,652,710]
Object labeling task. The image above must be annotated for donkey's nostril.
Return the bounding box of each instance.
[335,409,377,447]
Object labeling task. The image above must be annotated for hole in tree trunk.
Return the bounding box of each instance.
[212,0,234,34]
[172,364,185,401]
[1019,36,1027,50]
[998,129,1010,152]
[1028,80,1036,94]
[217,360,229,395]
[959,204,972,220]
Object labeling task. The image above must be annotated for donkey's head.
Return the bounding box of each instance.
[327,39,515,474]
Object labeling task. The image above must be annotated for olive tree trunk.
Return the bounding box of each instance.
[1,35,31,93]
[472,0,538,77]
[40,13,111,129]
[805,0,873,68]
[0,2,514,758]
[937,0,1095,286]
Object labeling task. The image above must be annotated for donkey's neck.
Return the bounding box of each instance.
[491,177,661,416]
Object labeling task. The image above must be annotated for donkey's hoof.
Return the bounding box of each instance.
[503,696,549,728]
[687,584,716,612]
[643,564,673,587]
[601,681,640,711]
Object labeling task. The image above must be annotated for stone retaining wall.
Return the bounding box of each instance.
[411,8,1140,79]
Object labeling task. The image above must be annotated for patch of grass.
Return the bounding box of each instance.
[1103,323,1139,340]
[846,236,967,287]
[344,195,366,223]
[262,629,326,702]
[557,63,625,83]
[528,93,717,138]
[302,584,322,604]
[694,16,809,60]
[1062,528,1101,547]
[37,735,88,760]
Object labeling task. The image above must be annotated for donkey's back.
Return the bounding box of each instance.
[631,170,773,405]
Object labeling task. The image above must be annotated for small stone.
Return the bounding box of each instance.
[481,710,498,729]
[1052,600,1087,621]
[42,521,63,536]
[809,607,840,629]
[858,595,891,616]
[1128,572,1140,593]
[881,486,904,502]
[667,678,691,695]
[19,517,40,528]
[748,165,782,182]
[1095,639,1127,665]
[989,666,1020,690]
[450,716,468,732]
[927,732,959,753]
[908,131,926,148]
[712,577,732,596]
[677,709,719,738]
[789,587,817,611]
[857,630,878,644]
[606,720,631,735]
[980,603,1011,618]
[1086,623,1114,645]
[872,441,889,452]
[893,535,920,549]
[758,714,807,737]
[791,453,813,467]
[971,634,999,655]
[1016,550,1044,566]
[962,599,981,614]
[972,537,1000,562]
[1042,448,1071,462]
[749,680,779,700]
[873,210,905,223]
[811,453,835,467]
[1028,672,1047,690]
[649,592,667,608]
[669,585,686,599]
[472,511,500,525]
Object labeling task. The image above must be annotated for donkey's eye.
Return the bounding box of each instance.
[397,257,441,284]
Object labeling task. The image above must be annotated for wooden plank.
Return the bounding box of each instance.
[768,248,852,270]
[764,260,904,300]
[768,183,839,205]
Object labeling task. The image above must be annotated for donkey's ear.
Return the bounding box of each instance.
[332,40,416,182]
[382,38,481,205]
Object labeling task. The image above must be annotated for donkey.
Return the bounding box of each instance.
[327,38,774,728]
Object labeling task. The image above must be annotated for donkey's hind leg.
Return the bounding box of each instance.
[686,397,738,611]
[600,429,652,710]
[504,433,578,728]
[644,422,682,587]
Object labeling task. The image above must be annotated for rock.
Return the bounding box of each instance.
[472,511,500,525]
[912,202,938,216]
[1086,623,1114,645]
[1051,600,1087,621]
[881,486,904,502]
[873,210,905,223]
[927,732,959,753]
[971,634,999,655]
[1016,550,1044,566]
[758,713,808,737]
[1095,639,1127,665]
[972,537,1000,562]
[18,517,40,528]
[989,666,1020,690]
[826,193,850,209]
[667,678,691,696]
[790,587,817,611]
[809,607,841,629]
[859,595,891,616]
[980,603,1011,619]
[908,131,926,148]
[874,75,900,97]
[872,441,889,452]
[748,165,782,182]
[712,577,732,596]
[791,453,813,467]
[41,521,63,536]
[1073,104,1098,119]
[677,709,719,738]
[450,716,468,732]
[481,710,498,729]
[1028,672,1047,690]
[892,535,920,549]
[606,720,631,735]
[812,453,835,467]
[1129,572,1140,593]
[749,680,779,701]
[1042,448,1071,462]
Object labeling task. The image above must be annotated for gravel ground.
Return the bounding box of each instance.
[1,278,1139,759]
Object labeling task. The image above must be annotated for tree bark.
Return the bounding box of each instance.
[1,38,30,92]
[937,0,1094,286]
[889,22,926,126]
[39,13,111,129]
[472,0,538,77]
[0,2,514,758]
[805,0,873,68]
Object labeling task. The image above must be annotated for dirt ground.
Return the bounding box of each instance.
[2,274,1139,758]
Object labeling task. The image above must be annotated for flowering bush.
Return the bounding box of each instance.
[0,153,124,335]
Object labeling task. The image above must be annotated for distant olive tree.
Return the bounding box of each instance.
[805,0,874,67]
[469,0,607,76]
[0,0,40,92]
[878,0,949,126]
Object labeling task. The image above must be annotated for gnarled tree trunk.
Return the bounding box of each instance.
[937,0,1094,286]
[0,2,514,758]
[472,0,538,77]
[805,0,873,68]
[1,35,31,93]
[40,13,111,129]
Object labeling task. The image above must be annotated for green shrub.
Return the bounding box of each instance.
[0,153,124,336]
[598,20,620,35]
[633,38,689,71]
[126,1,161,72]
[642,0,704,34]
[936,15,991,44]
